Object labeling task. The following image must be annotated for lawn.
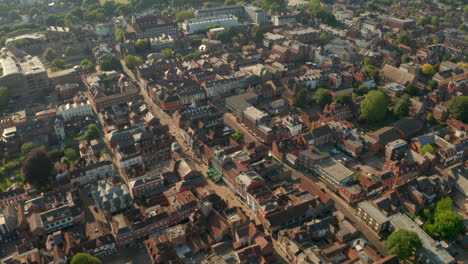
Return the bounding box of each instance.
[99,0,130,5]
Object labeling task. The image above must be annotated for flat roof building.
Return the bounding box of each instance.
[389,213,455,264]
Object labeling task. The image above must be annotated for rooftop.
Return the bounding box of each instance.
[389,213,454,264]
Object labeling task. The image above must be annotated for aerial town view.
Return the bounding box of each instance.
[0,0,467,263]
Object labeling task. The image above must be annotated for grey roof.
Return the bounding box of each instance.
[358,201,388,224]
[389,213,455,264]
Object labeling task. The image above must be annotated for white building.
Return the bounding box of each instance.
[40,205,73,234]
[56,100,93,121]
[92,183,132,214]
[118,153,143,169]
[271,15,297,26]
[183,15,238,34]
[334,11,352,22]
[204,76,243,98]
[245,5,267,25]
[297,69,322,89]
[283,115,303,136]
[54,118,65,141]
[69,156,115,186]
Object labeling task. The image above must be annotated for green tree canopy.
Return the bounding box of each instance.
[50,59,66,70]
[135,39,151,52]
[70,253,103,264]
[315,88,332,108]
[124,55,144,70]
[295,88,309,107]
[85,124,101,140]
[361,90,388,122]
[308,0,337,26]
[115,27,125,42]
[64,46,76,57]
[428,80,438,90]
[433,210,463,240]
[421,63,436,76]
[448,96,468,123]
[161,48,174,59]
[21,142,35,156]
[406,83,419,96]
[81,59,94,69]
[401,54,411,64]
[0,86,8,106]
[100,55,121,71]
[393,95,410,118]
[43,48,56,62]
[385,229,422,261]
[319,33,329,45]
[22,148,54,189]
[175,10,194,22]
[425,197,464,240]
[64,148,80,161]
[416,17,430,26]
[231,129,244,143]
[225,0,236,5]
[336,94,353,106]
[420,144,435,155]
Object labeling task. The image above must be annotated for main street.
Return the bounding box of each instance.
[224,108,388,254]
[123,60,288,263]
[123,63,386,258]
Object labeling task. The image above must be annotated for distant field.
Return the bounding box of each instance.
[99,0,130,5]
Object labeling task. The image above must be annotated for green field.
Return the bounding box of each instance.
[99,0,130,5]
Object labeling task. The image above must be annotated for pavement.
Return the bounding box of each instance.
[123,63,387,259]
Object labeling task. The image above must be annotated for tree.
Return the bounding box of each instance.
[22,148,53,189]
[427,112,437,125]
[361,90,388,122]
[401,54,411,64]
[416,17,430,26]
[225,0,236,5]
[427,197,464,240]
[319,33,329,46]
[336,94,352,106]
[135,39,150,52]
[125,55,144,70]
[50,59,66,70]
[433,210,464,240]
[21,142,34,156]
[295,88,308,107]
[393,95,410,118]
[406,83,419,96]
[354,85,369,96]
[315,88,332,108]
[64,46,76,57]
[100,55,121,71]
[43,48,56,62]
[448,96,468,123]
[0,86,8,106]
[161,48,174,59]
[115,27,125,43]
[435,197,453,215]
[421,64,436,76]
[175,10,193,22]
[395,33,411,46]
[231,129,244,143]
[385,229,422,261]
[431,16,440,26]
[81,59,94,69]
[428,80,438,90]
[70,253,103,264]
[85,124,101,140]
[420,144,435,155]
[64,148,79,161]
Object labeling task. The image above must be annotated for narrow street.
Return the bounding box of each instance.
[123,63,386,259]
